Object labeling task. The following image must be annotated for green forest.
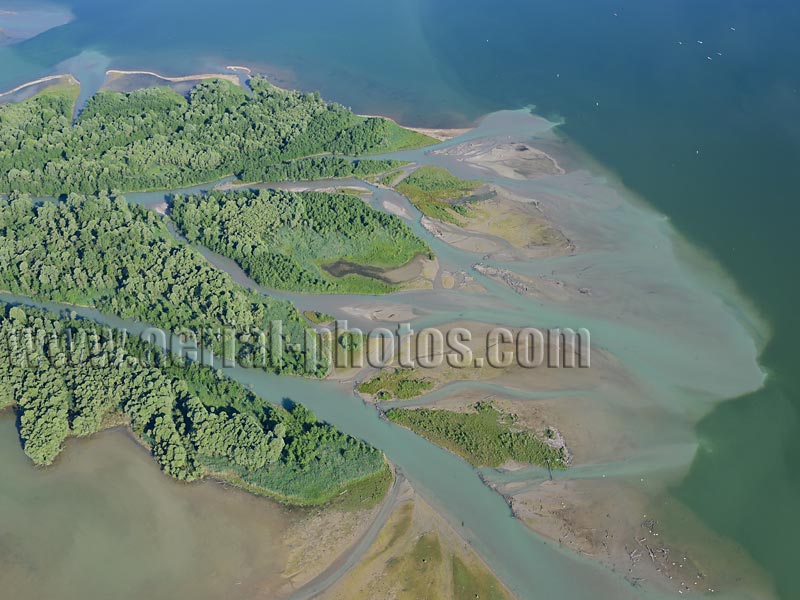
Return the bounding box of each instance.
[240,156,407,183]
[393,166,482,225]
[386,403,566,469]
[171,189,430,294]
[0,302,389,506]
[0,194,320,375]
[0,77,435,195]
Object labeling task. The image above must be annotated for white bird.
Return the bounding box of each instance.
[697,40,704,44]
[707,56,713,60]
[730,27,736,31]
[717,52,723,56]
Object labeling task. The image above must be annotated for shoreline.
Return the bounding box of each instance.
[0,63,773,599]
[356,111,471,140]
[0,66,470,138]
[105,68,240,85]
[0,73,79,99]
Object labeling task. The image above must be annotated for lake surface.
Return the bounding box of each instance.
[1,0,799,598]
[0,416,293,600]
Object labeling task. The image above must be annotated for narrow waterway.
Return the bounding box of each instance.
[0,110,768,599]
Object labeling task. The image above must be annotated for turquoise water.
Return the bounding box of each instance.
[1,0,799,597]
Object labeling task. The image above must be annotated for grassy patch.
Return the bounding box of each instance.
[386,402,567,468]
[303,310,336,324]
[357,369,434,400]
[375,123,439,151]
[324,463,394,511]
[394,166,482,225]
[336,187,371,196]
[452,555,512,600]
[396,532,445,599]
[379,170,406,187]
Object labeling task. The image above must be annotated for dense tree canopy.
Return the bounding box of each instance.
[240,156,407,183]
[0,193,318,375]
[0,77,434,195]
[0,303,387,504]
[171,189,429,293]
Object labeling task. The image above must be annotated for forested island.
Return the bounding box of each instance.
[171,189,429,293]
[0,77,434,195]
[0,194,316,375]
[0,302,389,506]
[0,75,445,509]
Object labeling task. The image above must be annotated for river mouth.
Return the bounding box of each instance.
[0,108,772,600]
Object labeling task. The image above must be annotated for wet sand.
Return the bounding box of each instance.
[102,69,240,94]
[419,186,573,260]
[436,139,566,179]
[0,74,79,102]
[0,74,774,598]
[320,483,516,600]
[342,109,770,598]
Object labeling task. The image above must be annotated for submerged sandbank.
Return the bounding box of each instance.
[0,71,773,598]
[356,109,770,597]
[0,2,73,47]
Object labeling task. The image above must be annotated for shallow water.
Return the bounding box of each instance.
[0,110,771,598]
[1,0,798,597]
[0,417,292,600]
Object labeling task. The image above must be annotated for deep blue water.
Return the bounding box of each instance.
[2,0,800,597]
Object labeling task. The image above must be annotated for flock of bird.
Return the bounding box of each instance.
[680,27,736,61]
[610,9,737,62]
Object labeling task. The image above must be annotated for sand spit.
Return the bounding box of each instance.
[102,69,240,94]
[405,126,472,141]
[356,112,472,140]
[105,69,240,85]
[0,74,79,101]
[436,139,566,179]
[366,109,770,597]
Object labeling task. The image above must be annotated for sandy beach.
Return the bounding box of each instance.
[0,74,78,100]
[105,69,240,85]
[356,112,472,141]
